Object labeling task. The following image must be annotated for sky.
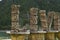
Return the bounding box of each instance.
[0,0,2,1]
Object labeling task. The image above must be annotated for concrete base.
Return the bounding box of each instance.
[6,30,30,34]
[30,31,46,33]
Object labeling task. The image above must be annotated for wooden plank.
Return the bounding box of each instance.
[11,34,26,40]
[29,33,45,40]
[11,34,17,40]
[17,34,25,40]
[45,32,55,40]
[56,32,60,40]
[38,33,45,40]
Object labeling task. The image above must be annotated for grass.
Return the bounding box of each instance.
[0,37,2,40]
[0,37,11,40]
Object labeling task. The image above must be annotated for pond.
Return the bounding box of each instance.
[0,32,11,40]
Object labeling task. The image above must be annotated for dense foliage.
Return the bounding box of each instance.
[0,0,60,30]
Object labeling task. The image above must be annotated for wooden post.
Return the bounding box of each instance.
[11,34,25,40]
[29,32,46,40]
[56,32,60,40]
[45,32,55,40]
[17,35,25,40]
[11,34,17,40]
[10,33,29,40]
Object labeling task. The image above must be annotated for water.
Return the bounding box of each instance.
[0,32,10,40]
